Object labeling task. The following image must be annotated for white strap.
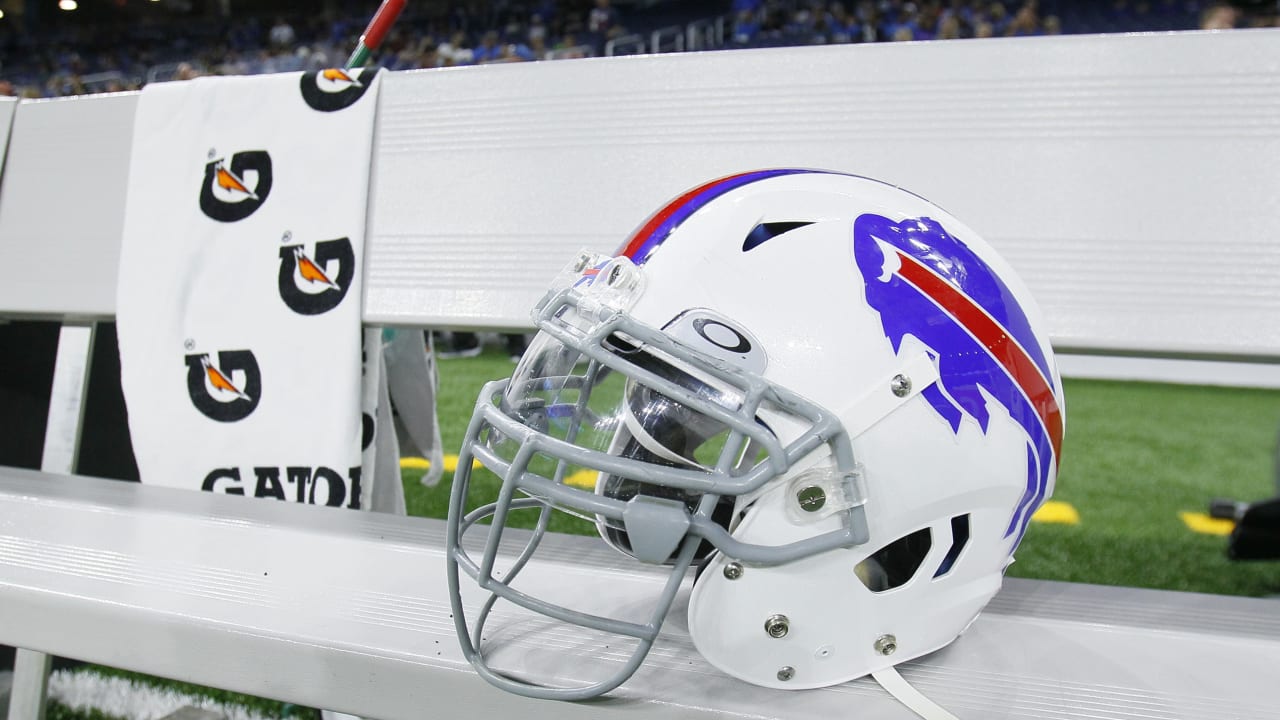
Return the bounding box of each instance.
[872,666,960,720]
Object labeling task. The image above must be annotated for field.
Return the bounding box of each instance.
[52,350,1280,719]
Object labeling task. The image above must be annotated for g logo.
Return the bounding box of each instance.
[185,350,262,422]
[299,68,380,112]
[199,151,273,222]
[277,238,355,315]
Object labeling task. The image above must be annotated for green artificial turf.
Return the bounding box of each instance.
[408,349,1280,598]
[49,665,319,720]
[1008,379,1280,596]
[403,350,600,536]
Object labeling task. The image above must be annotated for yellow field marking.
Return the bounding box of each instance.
[564,469,597,489]
[400,456,598,486]
[399,455,480,472]
[1030,501,1079,525]
[1179,511,1235,536]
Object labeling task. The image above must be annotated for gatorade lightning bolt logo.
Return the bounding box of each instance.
[199,151,273,222]
[299,67,380,112]
[277,237,355,315]
[185,350,262,422]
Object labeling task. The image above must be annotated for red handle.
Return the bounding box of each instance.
[360,0,408,51]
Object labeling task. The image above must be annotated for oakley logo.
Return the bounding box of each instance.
[692,318,752,354]
[665,309,767,375]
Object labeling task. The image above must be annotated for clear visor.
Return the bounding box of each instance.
[482,329,753,561]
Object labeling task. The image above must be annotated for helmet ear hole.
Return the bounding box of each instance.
[854,527,932,592]
[932,514,972,578]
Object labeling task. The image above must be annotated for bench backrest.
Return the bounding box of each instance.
[2,31,1279,357]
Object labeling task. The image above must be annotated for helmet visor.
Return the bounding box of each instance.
[482,330,750,561]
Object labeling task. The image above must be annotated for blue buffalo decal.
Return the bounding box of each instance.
[852,214,1063,544]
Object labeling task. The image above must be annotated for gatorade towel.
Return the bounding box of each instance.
[117,68,383,510]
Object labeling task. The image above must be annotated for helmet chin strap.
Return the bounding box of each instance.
[872,667,960,720]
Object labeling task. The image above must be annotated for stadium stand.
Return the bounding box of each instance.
[1,0,1276,99]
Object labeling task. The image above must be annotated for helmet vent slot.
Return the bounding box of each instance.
[932,514,971,579]
[742,221,814,252]
[854,527,932,593]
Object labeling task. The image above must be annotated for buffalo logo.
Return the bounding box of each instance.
[853,214,1064,547]
[277,237,355,315]
[299,67,380,112]
[185,350,262,422]
[199,151,273,222]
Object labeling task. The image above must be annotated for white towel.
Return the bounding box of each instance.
[117,68,383,510]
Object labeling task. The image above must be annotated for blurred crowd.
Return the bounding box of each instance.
[0,0,1271,99]
[726,0,1270,45]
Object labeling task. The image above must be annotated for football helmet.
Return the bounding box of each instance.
[446,169,1064,700]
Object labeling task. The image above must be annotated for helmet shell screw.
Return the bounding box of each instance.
[874,634,898,656]
[723,562,744,580]
[891,374,912,397]
[796,485,826,512]
[777,666,795,681]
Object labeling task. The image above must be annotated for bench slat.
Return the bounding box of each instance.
[0,94,134,320]
[1,468,1276,719]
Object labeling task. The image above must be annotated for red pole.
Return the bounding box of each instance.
[346,0,408,68]
[361,0,407,52]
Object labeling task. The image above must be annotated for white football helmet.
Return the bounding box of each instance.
[446,169,1064,701]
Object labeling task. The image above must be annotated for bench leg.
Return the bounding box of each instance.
[6,650,51,720]
[6,314,100,720]
[41,324,96,474]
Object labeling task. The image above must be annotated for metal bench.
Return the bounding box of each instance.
[2,28,1279,719]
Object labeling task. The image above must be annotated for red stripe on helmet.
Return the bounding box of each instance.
[617,172,758,260]
[894,250,1063,461]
